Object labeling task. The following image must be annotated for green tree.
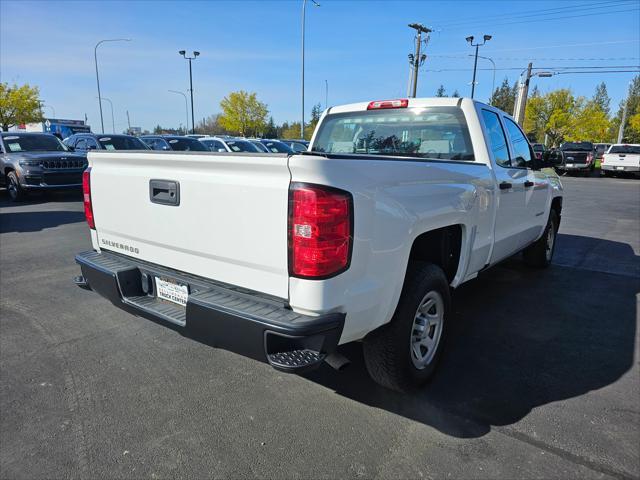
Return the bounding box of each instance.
[629,112,640,137]
[308,103,322,136]
[611,75,640,143]
[451,89,460,98]
[219,90,269,136]
[264,116,278,138]
[592,82,611,116]
[489,77,517,114]
[569,101,611,143]
[0,83,44,131]
[435,85,447,97]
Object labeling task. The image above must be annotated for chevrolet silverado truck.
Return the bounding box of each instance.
[74,98,564,391]
[1,132,88,202]
[601,143,640,177]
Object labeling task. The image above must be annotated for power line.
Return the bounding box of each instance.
[432,0,636,28]
[429,55,639,62]
[424,66,639,72]
[439,7,639,31]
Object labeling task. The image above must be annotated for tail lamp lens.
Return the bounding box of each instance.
[289,184,352,278]
[82,168,95,229]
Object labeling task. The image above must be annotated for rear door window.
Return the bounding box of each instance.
[312,106,474,161]
[503,118,532,168]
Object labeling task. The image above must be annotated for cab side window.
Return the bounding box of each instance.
[85,137,99,150]
[75,138,87,151]
[504,118,533,168]
[481,109,510,168]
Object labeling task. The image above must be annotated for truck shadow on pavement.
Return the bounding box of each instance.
[303,234,639,438]
[0,211,86,233]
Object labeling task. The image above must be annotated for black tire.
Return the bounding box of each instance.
[363,262,450,392]
[523,210,559,268]
[6,171,26,202]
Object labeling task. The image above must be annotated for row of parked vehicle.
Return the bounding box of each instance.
[62,132,310,155]
[0,131,311,201]
[531,141,640,177]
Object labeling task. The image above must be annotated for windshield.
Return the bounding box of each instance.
[261,140,293,153]
[312,107,474,161]
[561,142,593,151]
[226,140,260,152]
[609,145,640,154]
[166,137,208,151]
[97,136,148,150]
[2,134,67,152]
[249,141,269,152]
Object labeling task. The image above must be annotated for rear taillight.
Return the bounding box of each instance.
[586,153,593,164]
[82,168,95,229]
[289,183,352,279]
[367,99,409,110]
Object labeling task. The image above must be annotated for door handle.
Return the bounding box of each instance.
[149,179,180,206]
[524,181,534,188]
[499,181,512,190]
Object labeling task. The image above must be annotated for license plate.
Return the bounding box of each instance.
[566,163,574,168]
[616,166,625,170]
[155,277,189,306]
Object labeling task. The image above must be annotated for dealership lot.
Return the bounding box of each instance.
[0,177,638,479]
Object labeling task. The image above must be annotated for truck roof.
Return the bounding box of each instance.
[328,97,474,114]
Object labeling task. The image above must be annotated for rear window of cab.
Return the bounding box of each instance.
[311,107,474,161]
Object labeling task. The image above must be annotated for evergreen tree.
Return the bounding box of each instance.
[489,77,518,114]
[435,85,447,97]
[451,89,460,98]
[592,82,611,116]
[611,75,640,143]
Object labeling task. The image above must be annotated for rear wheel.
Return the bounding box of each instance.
[523,210,559,268]
[363,262,450,392]
[7,171,26,202]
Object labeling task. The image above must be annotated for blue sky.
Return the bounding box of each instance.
[1,0,638,132]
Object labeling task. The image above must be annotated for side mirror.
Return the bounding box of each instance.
[161,145,170,151]
[217,148,226,153]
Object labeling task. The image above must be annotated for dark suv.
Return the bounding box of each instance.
[63,133,149,153]
[0,132,87,202]
[140,135,208,151]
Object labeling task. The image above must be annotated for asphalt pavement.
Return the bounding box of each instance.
[1,176,639,479]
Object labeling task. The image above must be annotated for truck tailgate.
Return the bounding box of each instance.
[88,151,291,299]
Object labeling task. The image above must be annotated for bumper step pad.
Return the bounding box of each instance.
[267,349,325,372]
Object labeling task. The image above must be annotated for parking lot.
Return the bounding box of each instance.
[0,176,638,479]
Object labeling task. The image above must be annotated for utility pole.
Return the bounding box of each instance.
[407,23,431,98]
[126,110,131,133]
[617,94,630,143]
[513,64,553,126]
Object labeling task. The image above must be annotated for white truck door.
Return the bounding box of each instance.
[502,117,550,245]
[479,109,531,264]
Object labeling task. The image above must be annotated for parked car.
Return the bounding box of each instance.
[532,143,546,160]
[63,133,149,153]
[594,143,612,161]
[140,135,208,152]
[257,139,294,154]
[74,97,563,392]
[247,139,270,152]
[200,137,262,153]
[0,132,87,202]
[281,139,309,153]
[601,144,640,177]
[556,141,595,175]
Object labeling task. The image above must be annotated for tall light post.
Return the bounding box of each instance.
[95,38,131,134]
[469,54,496,103]
[169,90,190,134]
[301,0,320,139]
[96,97,115,132]
[325,79,328,110]
[179,50,200,134]
[466,34,492,99]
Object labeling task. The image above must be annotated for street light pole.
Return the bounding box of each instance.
[470,54,496,103]
[96,97,115,132]
[179,50,200,134]
[466,34,492,99]
[169,90,190,133]
[301,0,320,139]
[94,38,131,134]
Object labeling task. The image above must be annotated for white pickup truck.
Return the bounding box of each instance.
[75,98,564,391]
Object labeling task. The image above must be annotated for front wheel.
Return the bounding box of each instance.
[523,210,559,268]
[7,171,26,202]
[363,262,450,392]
